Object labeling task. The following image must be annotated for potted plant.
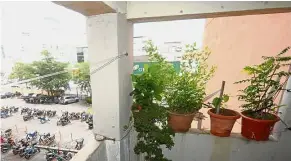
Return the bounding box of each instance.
[166,43,216,132]
[130,40,176,161]
[205,81,241,137]
[235,47,291,141]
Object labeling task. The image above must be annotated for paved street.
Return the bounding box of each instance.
[1,98,94,161]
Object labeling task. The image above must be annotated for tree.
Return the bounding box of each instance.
[72,62,91,96]
[9,62,34,81]
[9,50,71,96]
[9,62,35,87]
[29,50,71,96]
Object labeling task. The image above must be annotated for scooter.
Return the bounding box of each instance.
[23,143,40,159]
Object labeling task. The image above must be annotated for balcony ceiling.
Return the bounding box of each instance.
[54,1,291,22]
[53,1,116,16]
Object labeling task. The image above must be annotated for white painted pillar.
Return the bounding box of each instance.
[87,13,133,161]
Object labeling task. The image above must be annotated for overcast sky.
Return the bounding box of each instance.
[1,1,205,73]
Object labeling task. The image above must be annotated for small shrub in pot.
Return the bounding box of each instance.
[166,43,216,132]
[235,47,291,141]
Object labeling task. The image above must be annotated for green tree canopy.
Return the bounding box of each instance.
[9,62,34,81]
[9,50,71,96]
[72,62,91,96]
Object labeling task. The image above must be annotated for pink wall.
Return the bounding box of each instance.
[203,12,291,110]
[200,13,291,132]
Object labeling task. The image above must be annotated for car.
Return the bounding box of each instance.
[60,96,79,105]
[21,93,34,100]
[0,92,15,99]
[0,93,6,99]
[29,94,42,103]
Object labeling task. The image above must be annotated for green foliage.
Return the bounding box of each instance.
[73,62,91,96]
[235,47,291,119]
[131,40,175,161]
[9,62,34,81]
[204,94,230,111]
[166,43,216,114]
[85,97,92,104]
[9,50,71,96]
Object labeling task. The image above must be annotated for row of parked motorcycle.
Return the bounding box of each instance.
[1,129,84,160]
[1,106,19,118]
[56,111,93,129]
[20,108,57,122]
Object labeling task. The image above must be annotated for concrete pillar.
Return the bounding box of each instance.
[87,13,133,161]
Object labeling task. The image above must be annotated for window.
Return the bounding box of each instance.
[77,47,85,63]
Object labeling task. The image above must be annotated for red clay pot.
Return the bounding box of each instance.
[168,112,196,133]
[208,109,241,137]
[241,111,280,141]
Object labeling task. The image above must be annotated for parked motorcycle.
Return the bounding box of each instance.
[57,117,70,126]
[38,116,50,124]
[68,112,80,120]
[45,149,73,161]
[2,129,12,138]
[26,131,38,141]
[1,109,11,118]
[39,133,55,146]
[86,115,93,129]
[9,106,19,113]
[21,107,29,115]
[75,138,84,150]
[80,112,88,122]
[23,111,33,121]
[23,143,40,159]
[1,137,15,153]
[46,110,56,117]
[12,139,29,155]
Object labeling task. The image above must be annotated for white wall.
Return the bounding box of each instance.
[127,79,291,161]
[127,130,291,161]
[71,140,107,161]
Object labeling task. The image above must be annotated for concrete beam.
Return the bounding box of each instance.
[53,1,116,16]
[103,1,127,14]
[127,1,291,22]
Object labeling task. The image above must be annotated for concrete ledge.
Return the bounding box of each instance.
[188,128,278,142]
[71,140,106,161]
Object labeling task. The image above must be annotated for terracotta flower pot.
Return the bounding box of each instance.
[168,112,196,133]
[208,109,241,137]
[241,111,279,141]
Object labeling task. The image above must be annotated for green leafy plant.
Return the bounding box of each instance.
[165,43,216,114]
[207,94,229,109]
[235,47,291,119]
[131,40,175,161]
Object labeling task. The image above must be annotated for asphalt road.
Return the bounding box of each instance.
[1,98,94,161]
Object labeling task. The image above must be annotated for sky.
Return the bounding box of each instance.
[0,1,205,75]
[134,19,206,48]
